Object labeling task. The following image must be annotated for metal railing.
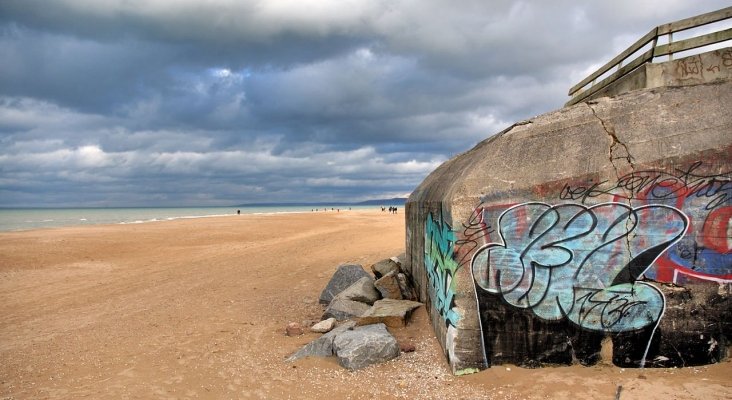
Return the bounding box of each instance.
[567,7,732,106]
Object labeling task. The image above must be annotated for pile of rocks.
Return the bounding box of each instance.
[286,255,423,370]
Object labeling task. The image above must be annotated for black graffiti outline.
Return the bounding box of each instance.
[455,205,495,269]
[559,161,731,210]
[471,202,688,333]
[572,287,651,330]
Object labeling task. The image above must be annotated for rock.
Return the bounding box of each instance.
[319,264,371,305]
[311,318,337,333]
[396,272,416,301]
[286,322,304,336]
[357,299,423,328]
[323,297,371,321]
[301,319,318,328]
[392,253,405,267]
[333,323,400,370]
[286,322,357,361]
[371,258,400,278]
[374,271,403,300]
[399,342,416,353]
[338,276,381,305]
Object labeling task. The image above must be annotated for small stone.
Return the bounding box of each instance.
[286,322,304,336]
[399,342,416,353]
[311,318,337,333]
[301,319,318,328]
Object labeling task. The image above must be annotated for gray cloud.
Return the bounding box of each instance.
[0,0,729,206]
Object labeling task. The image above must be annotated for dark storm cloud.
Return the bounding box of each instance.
[0,0,729,206]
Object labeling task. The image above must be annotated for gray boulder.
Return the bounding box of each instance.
[333,323,400,370]
[319,264,371,305]
[338,276,381,305]
[370,258,400,278]
[287,321,356,361]
[323,297,371,320]
[374,270,403,300]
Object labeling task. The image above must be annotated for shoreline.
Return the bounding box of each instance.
[0,206,386,233]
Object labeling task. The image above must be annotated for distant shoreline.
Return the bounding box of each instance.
[0,205,388,232]
[235,198,407,207]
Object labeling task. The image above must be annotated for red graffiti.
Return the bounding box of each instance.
[702,206,732,254]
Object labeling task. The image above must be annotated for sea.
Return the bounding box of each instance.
[0,205,378,232]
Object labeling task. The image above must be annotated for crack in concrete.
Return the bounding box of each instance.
[586,102,635,178]
[586,102,639,274]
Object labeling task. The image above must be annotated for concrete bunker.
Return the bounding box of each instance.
[404,10,732,374]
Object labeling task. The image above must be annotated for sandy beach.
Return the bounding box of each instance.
[1,210,730,400]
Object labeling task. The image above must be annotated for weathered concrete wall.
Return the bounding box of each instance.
[405,79,732,374]
[584,47,732,103]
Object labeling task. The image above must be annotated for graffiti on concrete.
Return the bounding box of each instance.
[471,202,688,332]
[673,49,732,81]
[558,161,730,210]
[559,161,731,284]
[425,212,461,327]
[648,191,732,283]
[455,205,496,269]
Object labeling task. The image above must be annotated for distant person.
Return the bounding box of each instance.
[237,209,241,215]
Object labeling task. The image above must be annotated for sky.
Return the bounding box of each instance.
[1,1,730,207]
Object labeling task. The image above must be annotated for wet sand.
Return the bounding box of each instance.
[1,210,730,399]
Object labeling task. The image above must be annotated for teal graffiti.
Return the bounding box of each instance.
[472,202,688,332]
[425,212,461,327]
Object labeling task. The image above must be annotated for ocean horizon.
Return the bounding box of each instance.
[0,204,383,232]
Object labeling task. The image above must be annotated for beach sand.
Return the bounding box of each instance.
[1,210,730,399]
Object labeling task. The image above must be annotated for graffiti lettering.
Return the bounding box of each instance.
[574,287,651,330]
[722,49,732,67]
[675,56,703,79]
[425,212,461,327]
[455,205,495,269]
[559,161,731,210]
[472,202,688,332]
